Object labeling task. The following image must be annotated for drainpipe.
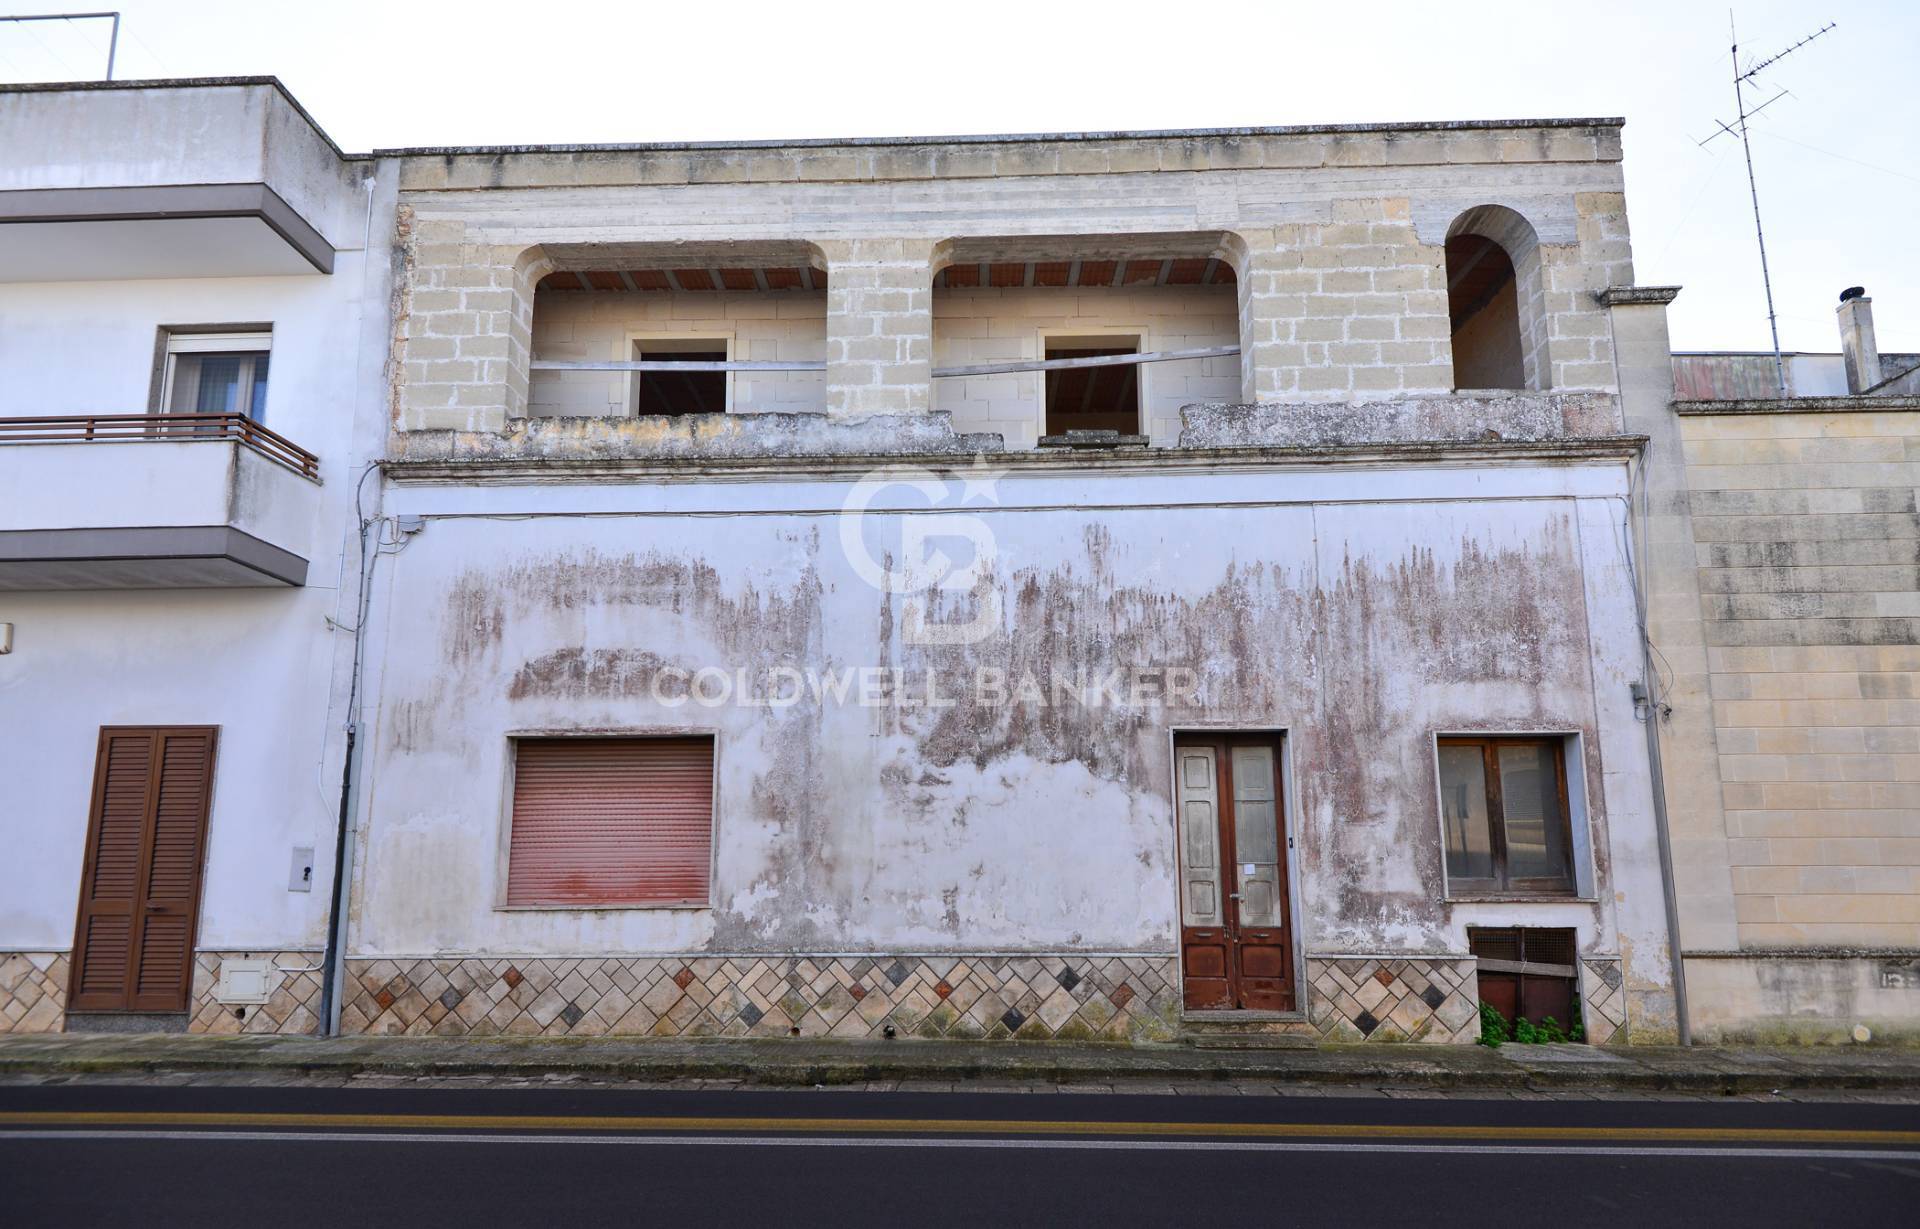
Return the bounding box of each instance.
[317,505,381,1036]
[1631,678,1692,1046]
[316,726,358,1034]
[316,171,389,1036]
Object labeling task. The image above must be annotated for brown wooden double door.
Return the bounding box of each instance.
[68,727,218,1014]
[1176,734,1295,1011]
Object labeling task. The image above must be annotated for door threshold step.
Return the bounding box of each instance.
[1181,1033,1319,1050]
[63,1012,189,1035]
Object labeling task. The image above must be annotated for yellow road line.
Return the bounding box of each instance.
[3,1111,1917,1146]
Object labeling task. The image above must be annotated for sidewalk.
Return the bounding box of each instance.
[5,1032,1920,1095]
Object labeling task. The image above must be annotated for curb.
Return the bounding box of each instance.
[7,1042,1920,1095]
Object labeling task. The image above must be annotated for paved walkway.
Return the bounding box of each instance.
[4,1033,1919,1095]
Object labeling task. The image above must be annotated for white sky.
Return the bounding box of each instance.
[4,0,1915,353]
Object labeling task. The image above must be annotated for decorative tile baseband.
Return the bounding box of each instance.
[190,951,326,1035]
[0,953,68,1033]
[1306,957,1481,1043]
[1580,958,1626,1044]
[342,954,1183,1042]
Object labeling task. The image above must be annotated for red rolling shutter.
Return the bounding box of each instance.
[505,737,714,907]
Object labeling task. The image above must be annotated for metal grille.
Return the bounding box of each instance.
[505,737,715,907]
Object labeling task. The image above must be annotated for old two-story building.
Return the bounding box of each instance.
[0,80,396,1034]
[3,77,1694,1045]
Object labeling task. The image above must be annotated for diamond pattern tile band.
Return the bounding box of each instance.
[342,955,1185,1042]
[3,949,1628,1044]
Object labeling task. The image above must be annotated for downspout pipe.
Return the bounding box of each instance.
[316,727,357,1033]
[317,505,380,1036]
[1632,678,1692,1046]
[1624,450,1693,1047]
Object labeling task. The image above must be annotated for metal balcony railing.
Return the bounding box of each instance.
[0,413,320,481]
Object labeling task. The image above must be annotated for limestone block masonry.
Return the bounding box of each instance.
[385,119,1630,431]
[1666,395,1920,1042]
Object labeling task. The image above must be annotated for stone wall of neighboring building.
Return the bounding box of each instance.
[1668,395,1920,1041]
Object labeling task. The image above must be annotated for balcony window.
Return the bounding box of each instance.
[162,331,272,421]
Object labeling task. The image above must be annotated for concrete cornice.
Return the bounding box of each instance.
[1673,394,1920,415]
[383,436,1646,486]
[0,75,355,162]
[374,117,1626,159]
[0,77,1623,172]
[1597,285,1681,307]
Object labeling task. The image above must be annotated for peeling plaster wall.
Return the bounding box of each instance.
[350,459,1672,1032]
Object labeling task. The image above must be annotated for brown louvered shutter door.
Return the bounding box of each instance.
[130,729,217,1009]
[69,727,217,1013]
[506,737,713,907]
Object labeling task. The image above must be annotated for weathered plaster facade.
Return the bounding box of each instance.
[334,111,1682,1045]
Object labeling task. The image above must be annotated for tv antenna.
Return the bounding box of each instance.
[0,11,120,80]
[1701,15,1836,394]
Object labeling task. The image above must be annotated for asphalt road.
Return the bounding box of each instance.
[4,1080,1919,1227]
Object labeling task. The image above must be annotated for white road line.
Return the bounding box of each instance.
[5,1129,1919,1161]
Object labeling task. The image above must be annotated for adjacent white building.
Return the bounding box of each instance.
[0,79,395,1032]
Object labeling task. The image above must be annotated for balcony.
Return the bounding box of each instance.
[0,79,354,281]
[0,414,320,590]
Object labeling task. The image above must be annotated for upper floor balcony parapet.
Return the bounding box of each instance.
[0,412,321,590]
[0,77,363,281]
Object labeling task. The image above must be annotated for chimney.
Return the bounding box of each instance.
[1837,286,1883,394]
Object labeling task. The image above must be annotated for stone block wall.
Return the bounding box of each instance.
[933,284,1239,446]
[1678,401,1920,951]
[1233,201,1454,402]
[385,122,1630,437]
[392,211,524,433]
[529,288,827,416]
[821,238,937,417]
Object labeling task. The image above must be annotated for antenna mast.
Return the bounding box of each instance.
[1702,15,1836,394]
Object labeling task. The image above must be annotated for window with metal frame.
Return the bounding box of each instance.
[504,736,715,908]
[161,331,272,421]
[1438,736,1576,895]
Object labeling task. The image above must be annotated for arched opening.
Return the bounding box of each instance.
[1445,234,1524,389]
[520,241,827,420]
[1444,206,1547,391]
[929,232,1240,448]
